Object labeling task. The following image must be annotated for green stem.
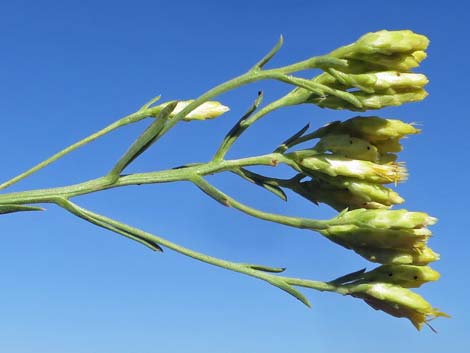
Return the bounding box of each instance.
[191,175,327,230]
[144,55,343,154]
[0,51,340,192]
[55,198,324,307]
[0,153,292,205]
[0,109,154,191]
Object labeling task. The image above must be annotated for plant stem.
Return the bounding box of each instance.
[0,109,155,191]
[191,175,328,230]
[0,49,341,193]
[0,153,293,205]
[56,198,343,306]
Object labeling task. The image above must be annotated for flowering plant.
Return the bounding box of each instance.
[0,30,447,330]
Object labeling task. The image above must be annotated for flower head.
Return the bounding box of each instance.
[292,178,397,211]
[332,30,429,72]
[353,30,429,55]
[295,154,408,184]
[348,283,448,330]
[327,177,405,206]
[334,116,420,143]
[317,209,438,264]
[354,245,440,265]
[313,89,428,111]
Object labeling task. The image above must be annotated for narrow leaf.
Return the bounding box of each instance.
[138,94,162,111]
[243,263,286,273]
[232,168,287,201]
[267,278,311,308]
[251,35,284,70]
[109,101,178,181]
[329,268,367,285]
[0,204,44,215]
[274,123,310,153]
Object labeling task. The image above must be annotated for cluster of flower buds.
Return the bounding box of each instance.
[281,111,446,328]
[287,116,419,211]
[279,30,429,111]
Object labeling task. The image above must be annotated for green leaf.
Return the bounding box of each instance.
[267,277,311,308]
[232,168,287,201]
[0,204,44,215]
[328,268,366,285]
[274,123,310,153]
[138,94,162,111]
[243,263,286,273]
[251,35,284,70]
[108,101,178,182]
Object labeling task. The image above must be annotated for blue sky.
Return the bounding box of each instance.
[0,1,468,352]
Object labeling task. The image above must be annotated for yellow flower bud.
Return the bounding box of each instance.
[313,89,428,111]
[360,264,440,288]
[353,246,440,265]
[336,116,420,143]
[314,134,379,162]
[160,100,230,121]
[348,283,448,330]
[297,154,408,184]
[353,30,429,55]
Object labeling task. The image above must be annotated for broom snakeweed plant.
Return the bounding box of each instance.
[0,30,448,331]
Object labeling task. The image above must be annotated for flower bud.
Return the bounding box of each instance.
[295,154,408,184]
[160,100,230,121]
[316,209,437,261]
[319,71,428,93]
[320,224,430,250]
[334,116,420,143]
[359,264,440,288]
[347,283,448,330]
[324,177,404,206]
[313,89,428,111]
[353,246,440,265]
[336,208,437,229]
[339,55,425,74]
[372,72,428,90]
[294,179,391,211]
[314,134,379,162]
[353,30,429,55]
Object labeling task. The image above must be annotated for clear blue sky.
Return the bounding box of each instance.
[0,1,468,352]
